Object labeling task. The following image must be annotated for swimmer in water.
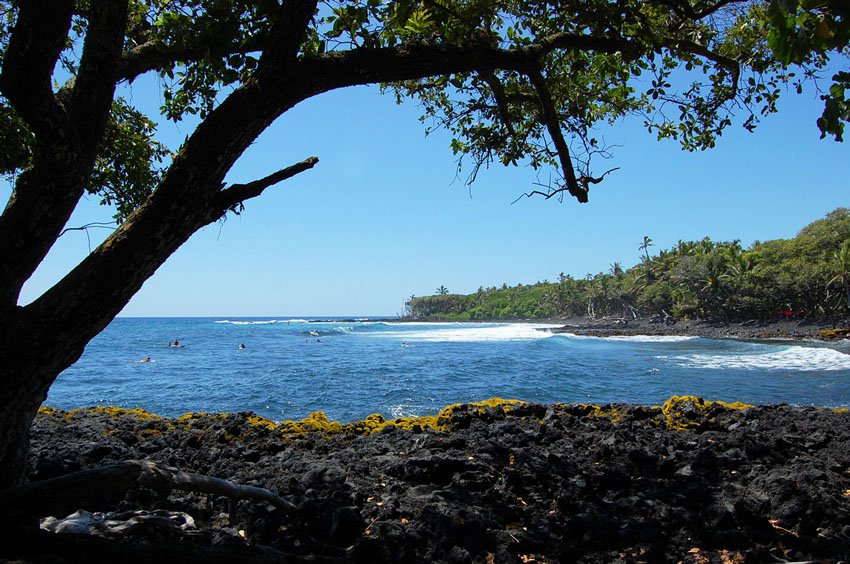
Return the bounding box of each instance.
[137,357,152,363]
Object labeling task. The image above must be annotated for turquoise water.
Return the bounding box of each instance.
[47,318,850,421]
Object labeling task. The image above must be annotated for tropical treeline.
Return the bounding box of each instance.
[406,208,850,321]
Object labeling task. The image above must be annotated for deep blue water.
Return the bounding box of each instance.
[47,318,850,422]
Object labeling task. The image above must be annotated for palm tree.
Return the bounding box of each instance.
[639,236,654,262]
[674,239,698,257]
[436,285,449,295]
[639,236,655,283]
[609,262,624,278]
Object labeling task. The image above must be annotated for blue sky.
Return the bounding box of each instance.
[8,71,849,317]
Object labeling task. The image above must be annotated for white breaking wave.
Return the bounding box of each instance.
[607,335,698,343]
[669,345,850,371]
[386,322,468,327]
[388,404,421,418]
[215,319,292,325]
[215,319,316,325]
[557,332,697,343]
[376,323,559,343]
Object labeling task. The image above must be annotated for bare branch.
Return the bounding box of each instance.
[58,222,117,253]
[512,167,620,204]
[581,166,621,187]
[217,157,319,213]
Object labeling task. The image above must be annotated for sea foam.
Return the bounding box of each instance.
[556,332,697,343]
[377,323,559,343]
[607,335,698,343]
[669,345,850,371]
[215,319,295,325]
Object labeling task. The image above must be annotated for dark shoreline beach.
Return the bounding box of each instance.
[5,397,850,563]
[544,316,850,342]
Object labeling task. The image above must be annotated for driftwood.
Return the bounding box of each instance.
[0,459,295,525]
[6,528,345,564]
[0,461,342,563]
[40,508,201,537]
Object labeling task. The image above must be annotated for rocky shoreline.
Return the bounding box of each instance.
[543,317,850,343]
[6,397,850,563]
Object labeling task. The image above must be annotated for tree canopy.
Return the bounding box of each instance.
[0,0,847,490]
[2,1,846,215]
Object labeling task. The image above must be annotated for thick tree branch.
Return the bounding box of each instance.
[118,36,267,82]
[259,0,320,69]
[0,0,129,309]
[217,157,319,213]
[69,0,129,145]
[297,33,637,90]
[527,68,586,203]
[20,73,307,339]
[116,1,319,82]
[0,0,73,135]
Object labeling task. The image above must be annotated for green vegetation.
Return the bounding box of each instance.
[407,208,850,321]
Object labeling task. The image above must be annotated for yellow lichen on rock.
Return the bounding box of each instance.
[176,412,229,427]
[278,410,343,435]
[818,327,850,340]
[661,396,751,431]
[66,406,162,421]
[246,414,278,430]
[341,413,439,435]
[273,398,527,437]
[546,402,626,423]
[36,396,767,442]
[433,398,527,429]
[588,403,624,423]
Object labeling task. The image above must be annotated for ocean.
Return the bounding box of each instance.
[46,318,850,422]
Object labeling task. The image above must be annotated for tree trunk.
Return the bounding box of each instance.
[0,361,56,490]
[0,307,88,490]
[0,398,38,490]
